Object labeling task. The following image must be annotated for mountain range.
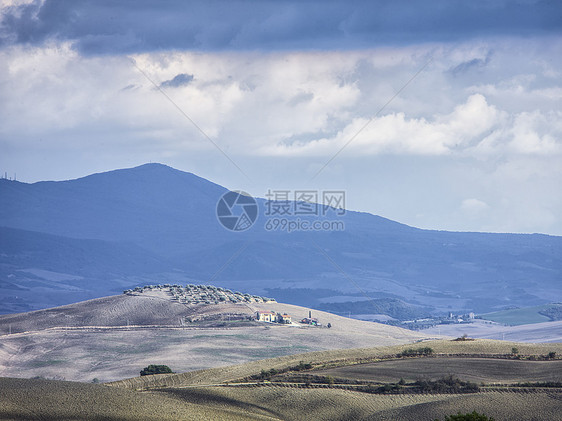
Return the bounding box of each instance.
[1,163,561,315]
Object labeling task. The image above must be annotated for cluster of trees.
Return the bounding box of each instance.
[124,284,275,305]
[538,305,562,321]
[514,381,562,388]
[250,361,314,381]
[436,411,495,421]
[398,347,434,357]
[414,376,479,393]
[361,376,479,395]
[140,364,173,376]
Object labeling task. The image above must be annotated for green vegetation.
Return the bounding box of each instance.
[437,411,495,421]
[453,334,475,341]
[140,364,173,376]
[538,303,562,321]
[481,305,553,325]
[414,376,480,393]
[125,284,276,305]
[514,381,562,388]
[361,376,479,395]
[398,346,433,357]
[251,361,313,380]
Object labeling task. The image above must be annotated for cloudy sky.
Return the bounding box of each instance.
[1,0,561,235]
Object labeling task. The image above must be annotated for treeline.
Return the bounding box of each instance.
[250,361,313,381]
[360,376,480,394]
[538,304,562,321]
[397,347,434,357]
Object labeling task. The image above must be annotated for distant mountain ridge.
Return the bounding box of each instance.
[1,163,561,315]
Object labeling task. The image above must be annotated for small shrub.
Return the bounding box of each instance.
[294,361,313,371]
[453,334,475,341]
[437,410,495,421]
[398,347,433,357]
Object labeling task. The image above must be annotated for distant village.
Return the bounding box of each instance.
[393,311,477,330]
[256,309,326,327]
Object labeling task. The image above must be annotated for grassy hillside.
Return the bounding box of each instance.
[3,339,561,420]
[108,339,562,390]
[4,376,560,421]
[106,340,562,420]
[0,377,270,421]
[160,386,562,421]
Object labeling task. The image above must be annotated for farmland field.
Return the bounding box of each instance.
[2,374,561,421]
[108,339,562,390]
[314,357,562,383]
[481,305,554,325]
[2,339,562,420]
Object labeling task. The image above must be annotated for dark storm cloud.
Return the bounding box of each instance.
[160,73,194,88]
[449,53,492,76]
[1,0,561,54]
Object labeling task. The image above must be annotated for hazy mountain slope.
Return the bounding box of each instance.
[1,163,561,315]
[0,226,172,312]
[0,164,228,255]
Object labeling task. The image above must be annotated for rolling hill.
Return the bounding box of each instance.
[0,289,561,420]
[1,163,561,317]
[2,338,561,420]
[104,339,562,421]
[0,289,429,382]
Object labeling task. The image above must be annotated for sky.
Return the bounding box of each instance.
[1,0,561,235]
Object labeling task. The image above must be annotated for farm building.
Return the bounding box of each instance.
[255,311,292,324]
[255,311,277,322]
[300,317,321,326]
[278,313,291,324]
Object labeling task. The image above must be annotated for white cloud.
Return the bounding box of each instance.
[263,93,501,156]
[0,38,561,235]
[461,198,489,214]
